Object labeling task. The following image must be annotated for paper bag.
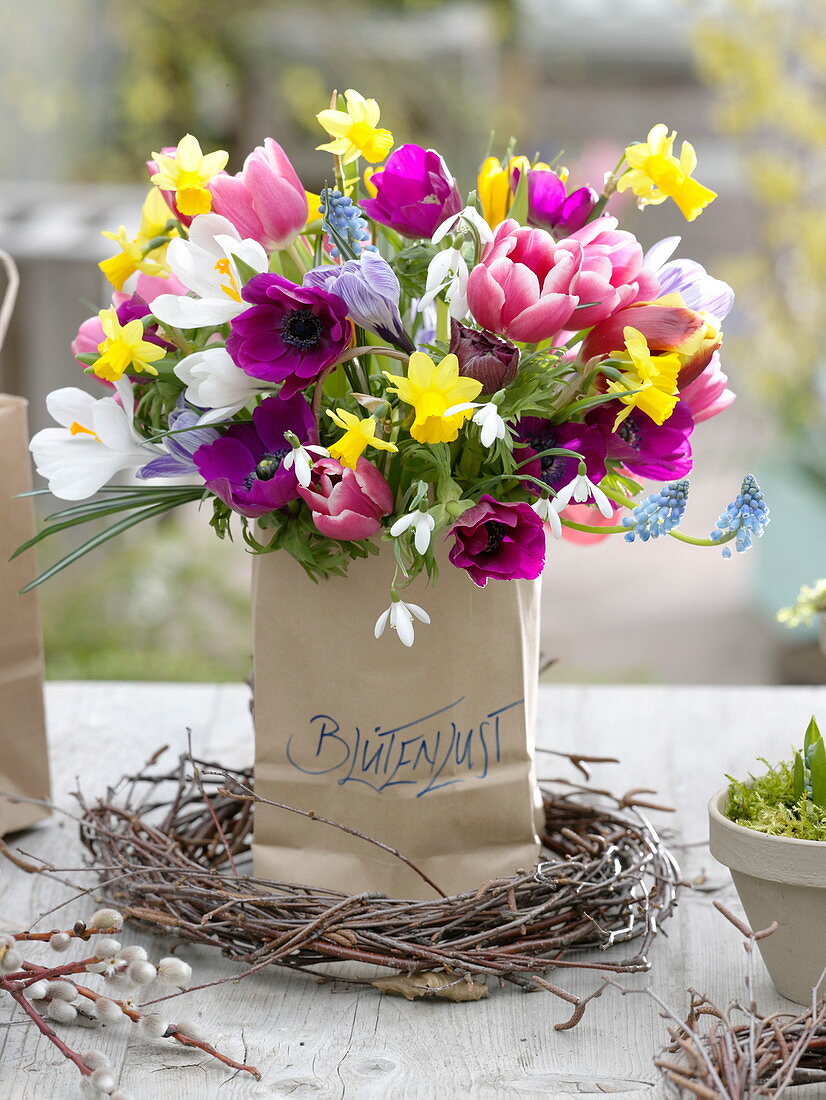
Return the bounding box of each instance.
[252,546,541,899]
[0,395,50,834]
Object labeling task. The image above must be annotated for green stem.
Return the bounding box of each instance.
[587,154,627,223]
[599,486,738,548]
[560,518,628,535]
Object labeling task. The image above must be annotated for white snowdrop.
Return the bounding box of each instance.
[389,509,436,555]
[553,468,614,518]
[531,495,562,539]
[374,597,431,648]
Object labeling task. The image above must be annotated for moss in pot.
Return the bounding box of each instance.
[708,717,826,1005]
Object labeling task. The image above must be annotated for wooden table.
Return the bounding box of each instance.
[1,683,823,1099]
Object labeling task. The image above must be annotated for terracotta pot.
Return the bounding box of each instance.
[708,788,826,1005]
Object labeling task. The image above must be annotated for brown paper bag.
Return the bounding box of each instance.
[0,394,50,834]
[252,546,541,899]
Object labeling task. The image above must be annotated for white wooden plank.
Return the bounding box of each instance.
[0,683,823,1098]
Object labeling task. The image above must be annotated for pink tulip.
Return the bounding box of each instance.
[561,216,660,328]
[71,274,188,368]
[209,138,308,252]
[467,219,584,342]
[580,302,720,385]
[679,352,736,422]
[298,457,393,540]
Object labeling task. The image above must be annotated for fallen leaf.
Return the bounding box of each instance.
[373,971,488,1002]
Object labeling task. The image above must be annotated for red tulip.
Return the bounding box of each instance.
[299,457,393,540]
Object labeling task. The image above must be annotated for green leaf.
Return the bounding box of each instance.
[793,751,805,801]
[231,252,261,287]
[810,736,826,809]
[804,714,820,753]
[509,163,529,225]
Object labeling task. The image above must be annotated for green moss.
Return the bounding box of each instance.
[726,758,826,841]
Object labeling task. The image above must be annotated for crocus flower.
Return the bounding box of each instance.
[137,403,220,480]
[645,238,734,320]
[448,320,519,394]
[589,400,694,481]
[193,393,316,517]
[174,347,269,425]
[326,409,398,469]
[374,596,431,647]
[447,494,546,587]
[466,219,584,343]
[384,351,482,445]
[361,144,462,239]
[316,89,394,165]
[209,138,308,252]
[561,216,661,328]
[150,214,268,329]
[679,351,736,423]
[516,418,607,493]
[616,124,717,222]
[29,379,160,500]
[516,166,598,237]
[150,134,229,218]
[303,251,413,353]
[227,274,351,399]
[298,456,393,540]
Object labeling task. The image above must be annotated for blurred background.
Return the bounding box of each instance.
[1,0,824,685]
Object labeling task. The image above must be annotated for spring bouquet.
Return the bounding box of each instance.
[24,91,767,649]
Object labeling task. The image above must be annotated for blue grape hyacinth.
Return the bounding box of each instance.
[623,479,690,542]
[319,188,373,259]
[710,474,770,557]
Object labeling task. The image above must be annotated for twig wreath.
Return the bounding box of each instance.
[63,748,682,1030]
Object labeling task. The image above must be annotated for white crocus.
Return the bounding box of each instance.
[553,469,614,518]
[374,597,431,648]
[151,213,267,329]
[174,347,266,424]
[390,509,436,555]
[432,206,494,248]
[281,435,329,489]
[29,379,160,500]
[531,495,562,539]
[444,400,506,448]
[417,247,469,320]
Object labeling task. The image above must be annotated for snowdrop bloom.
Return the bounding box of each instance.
[151,213,268,329]
[418,247,469,320]
[531,494,562,539]
[174,346,267,424]
[553,467,614,518]
[390,509,435,555]
[444,400,506,448]
[432,206,494,248]
[29,379,160,500]
[281,434,329,489]
[374,597,431,647]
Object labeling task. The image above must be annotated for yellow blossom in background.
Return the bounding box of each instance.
[99,188,178,291]
[606,327,681,429]
[150,134,228,217]
[477,155,552,228]
[327,409,397,469]
[316,89,393,165]
[617,124,717,222]
[93,307,166,383]
[385,352,483,445]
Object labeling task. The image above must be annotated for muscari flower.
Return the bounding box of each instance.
[604,326,681,429]
[384,352,482,445]
[448,494,546,587]
[374,595,431,648]
[361,144,462,239]
[316,89,393,165]
[92,307,167,383]
[174,347,270,425]
[99,188,177,291]
[304,250,413,353]
[137,403,219,480]
[623,478,690,542]
[150,134,229,218]
[710,474,770,557]
[617,124,717,222]
[448,320,519,394]
[193,393,316,517]
[299,456,394,540]
[227,274,351,400]
[326,408,398,469]
[318,188,373,259]
[150,214,269,329]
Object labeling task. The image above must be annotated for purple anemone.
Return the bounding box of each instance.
[589,400,694,481]
[361,144,462,240]
[516,418,607,494]
[448,495,546,587]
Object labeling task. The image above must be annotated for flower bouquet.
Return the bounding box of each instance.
[22,91,768,896]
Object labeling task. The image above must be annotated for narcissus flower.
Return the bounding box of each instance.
[605,326,681,428]
[92,307,167,383]
[316,89,393,165]
[617,124,717,222]
[99,189,177,291]
[150,134,229,218]
[477,155,540,228]
[326,409,398,469]
[385,352,483,445]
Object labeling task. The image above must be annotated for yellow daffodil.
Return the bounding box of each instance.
[150,134,229,217]
[316,89,393,165]
[327,409,398,469]
[92,308,167,383]
[99,188,178,291]
[384,352,483,445]
[617,124,717,222]
[606,326,681,429]
[477,155,552,227]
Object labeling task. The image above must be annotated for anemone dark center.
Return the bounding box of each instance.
[618,417,642,452]
[243,448,289,490]
[483,521,508,555]
[280,307,323,349]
